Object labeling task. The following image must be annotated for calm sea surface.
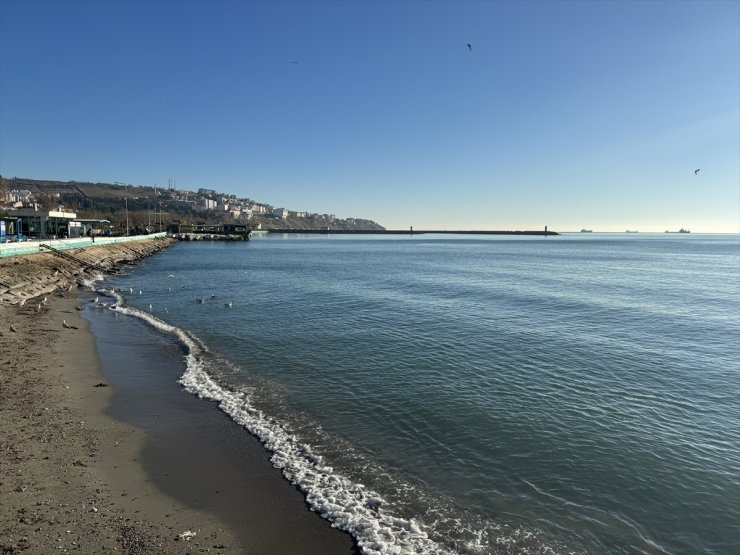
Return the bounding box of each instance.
[103,233,739,554]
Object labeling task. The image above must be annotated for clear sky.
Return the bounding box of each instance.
[1,0,738,232]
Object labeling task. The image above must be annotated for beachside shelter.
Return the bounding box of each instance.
[6,207,78,239]
[74,218,112,237]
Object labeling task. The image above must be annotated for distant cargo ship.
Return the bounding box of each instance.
[580,229,593,233]
[625,230,639,233]
[665,228,691,233]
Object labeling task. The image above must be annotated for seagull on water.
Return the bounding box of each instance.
[91,296,99,303]
[197,297,206,304]
[224,301,233,308]
[148,304,153,311]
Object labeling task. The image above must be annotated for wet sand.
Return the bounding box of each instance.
[0,243,355,554]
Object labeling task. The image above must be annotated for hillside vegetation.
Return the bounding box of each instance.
[1,177,385,232]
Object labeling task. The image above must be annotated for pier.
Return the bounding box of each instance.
[167,223,251,240]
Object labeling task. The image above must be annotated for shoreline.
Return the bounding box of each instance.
[0,242,355,554]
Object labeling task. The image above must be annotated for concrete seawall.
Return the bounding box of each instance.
[0,235,175,306]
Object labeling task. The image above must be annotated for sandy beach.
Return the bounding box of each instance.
[1,240,355,554]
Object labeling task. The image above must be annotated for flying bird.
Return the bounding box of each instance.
[288,61,299,65]
[467,43,472,51]
[694,168,700,175]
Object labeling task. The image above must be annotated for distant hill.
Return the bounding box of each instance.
[1,177,385,232]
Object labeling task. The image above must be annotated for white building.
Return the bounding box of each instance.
[272,208,289,219]
[199,198,217,210]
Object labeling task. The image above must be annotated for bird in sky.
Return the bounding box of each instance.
[288,61,299,65]
[467,43,472,51]
[694,168,701,175]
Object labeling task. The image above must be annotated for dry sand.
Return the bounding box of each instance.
[1,240,355,554]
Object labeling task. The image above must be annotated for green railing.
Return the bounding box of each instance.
[0,232,169,258]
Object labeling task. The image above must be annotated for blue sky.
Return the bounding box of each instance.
[1,0,738,232]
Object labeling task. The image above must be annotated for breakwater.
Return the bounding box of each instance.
[268,229,559,236]
[0,236,175,305]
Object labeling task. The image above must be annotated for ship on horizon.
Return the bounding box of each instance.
[665,228,691,233]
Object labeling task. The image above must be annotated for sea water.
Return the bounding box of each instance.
[97,233,739,554]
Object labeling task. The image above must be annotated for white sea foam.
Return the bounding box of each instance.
[98,289,449,555]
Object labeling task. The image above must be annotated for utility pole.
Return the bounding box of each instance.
[113,182,129,236]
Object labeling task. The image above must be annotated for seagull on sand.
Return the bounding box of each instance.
[42,297,48,305]
[62,320,79,330]
[10,324,18,333]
